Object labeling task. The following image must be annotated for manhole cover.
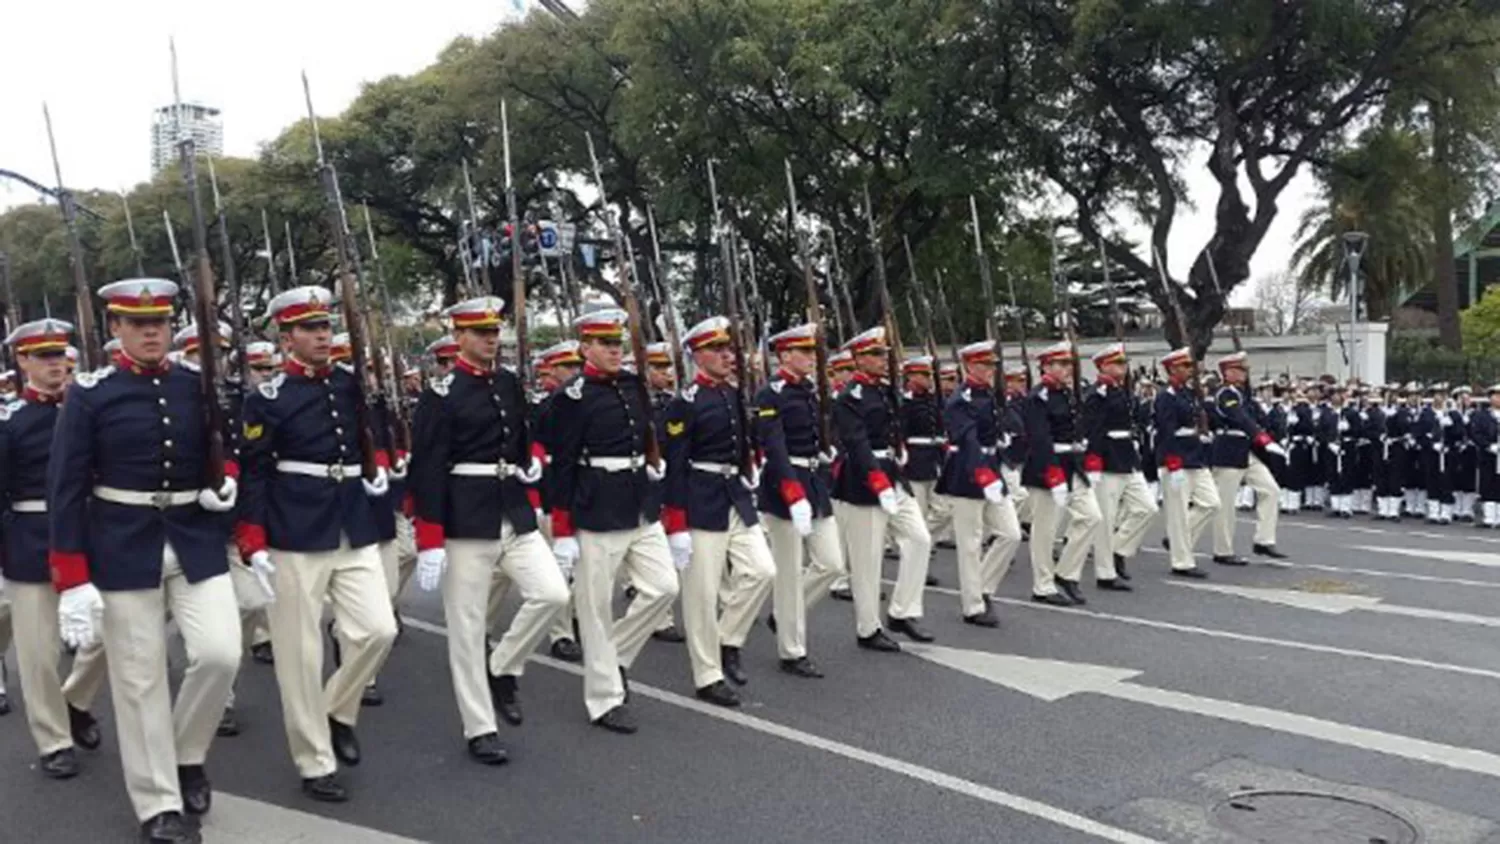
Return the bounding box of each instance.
[1210,790,1420,843]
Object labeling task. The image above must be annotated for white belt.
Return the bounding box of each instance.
[93,486,198,509]
[1220,429,1247,438]
[1173,427,1198,437]
[1053,443,1084,454]
[690,461,737,477]
[581,455,645,472]
[10,500,46,513]
[905,437,945,446]
[945,445,998,455]
[1106,430,1133,440]
[870,449,893,459]
[789,456,818,469]
[451,462,518,478]
[276,460,362,481]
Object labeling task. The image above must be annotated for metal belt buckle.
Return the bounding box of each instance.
[152,490,174,510]
[329,464,347,482]
[496,461,511,477]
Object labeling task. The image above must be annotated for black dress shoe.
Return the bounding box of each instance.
[695,680,741,707]
[721,646,748,685]
[549,638,583,663]
[178,765,211,816]
[856,630,902,652]
[651,626,686,643]
[140,811,199,843]
[925,574,940,587]
[361,682,384,707]
[779,656,824,678]
[1212,554,1249,566]
[1170,568,1209,579]
[467,732,509,765]
[1114,554,1132,581]
[250,642,274,665]
[1031,593,1073,607]
[830,585,854,602]
[963,609,1000,628]
[301,773,348,803]
[1096,579,1133,592]
[328,718,360,767]
[1252,543,1288,559]
[326,619,342,669]
[887,617,935,642]
[39,748,79,779]
[1161,537,1171,550]
[216,707,240,737]
[593,705,638,734]
[69,705,101,750]
[0,690,9,716]
[489,674,523,726]
[1055,578,1087,605]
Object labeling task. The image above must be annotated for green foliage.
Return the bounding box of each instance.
[1461,283,1500,360]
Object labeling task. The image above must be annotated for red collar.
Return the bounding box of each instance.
[1041,373,1066,390]
[284,356,332,379]
[907,383,930,396]
[113,350,171,376]
[1096,374,1119,388]
[22,386,61,404]
[583,362,616,382]
[776,368,803,384]
[853,371,882,386]
[694,372,723,389]
[455,356,494,377]
[965,376,988,389]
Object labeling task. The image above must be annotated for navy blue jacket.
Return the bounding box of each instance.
[548,369,664,533]
[1082,380,1141,474]
[663,378,757,532]
[1154,384,1210,470]
[900,389,946,482]
[832,374,908,505]
[754,373,833,520]
[47,362,230,591]
[238,363,384,554]
[1,396,60,583]
[937,381,1004,500]
[1020,379,1084,489]
[1210,384,1263,469]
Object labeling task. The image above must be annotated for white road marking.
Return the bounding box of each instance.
[908,645,1500,781]
[1168,581,1500,628]
[1251,515,1500,546]
[205,793,423,843]
[1351,545,1500,568]
[401,618,1160,844]
[1137,546,1500,589]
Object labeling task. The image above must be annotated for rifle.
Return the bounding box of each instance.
[1051,227,1085,442]
[968,195,1007,412]
[206,157,246,386]
[1003,271,1032,390]
[1203,244,1241,353]
[826,225,858,335]
[42,104,100,370]
[644,205,687,390]
[740,241,773,384]
[501,100,528,382]
[302,71,380,481]
[584,133,660,468]
[284,220,298,285]
[260,209,281,295]
[931,269,964,369]
[362,205,412,453]
[862,183,905,460]
[170,41,227,491]
[901,236,942,365]
[1153,244,1207,434]
[0,252,15,373]
[121,192,147,277]
[1099,237,1129,393]
[783,160,833,448]
[706,160,755,477]
[163,210,189,317]
[461,160,487,301]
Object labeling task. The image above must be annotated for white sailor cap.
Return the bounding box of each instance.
[446,296,506,329]
[1092,342,1127,366]
[426,334,458,359]
[684,316,732,351]
[828,349,855,371]
[958,340,997,365]
[331,333,352,362]
[1216,351,1249,372]
[4,317,73,353]
[245,341,276,365]
[844,326,887,355]
[769,323,818,352]
[98,278,178,316]
[938,360,960,375]
[540,340,583,367]
[1036,341,1075,366]
[573,308,628,340]
[66,346,78,365]
[266,285,336,326]
[1160,347,1194,369]
[173,320,233,353]
[645,342,672,366]
[902,355,934,374]
[104,338,123,354]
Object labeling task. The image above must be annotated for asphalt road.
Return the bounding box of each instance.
[5,508,1500,843]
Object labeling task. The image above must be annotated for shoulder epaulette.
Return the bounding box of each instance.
[335,362,355,375]
[683,382,700,401]
[258,372,286,400]
[431,373,453,397]
[770,378,786,394]
[0,398,24,421]
[848,383,863,401]
[563,375,584,401]
[179,358,202,374]
[75,366,115,389]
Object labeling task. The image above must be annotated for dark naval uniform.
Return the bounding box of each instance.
[1020,368,1101,602]
[901,381,949,542]
[1209,380,1280,559]
[1474,401,1500,526]
[1082,373,1157,582]
[1154,377,1219,573]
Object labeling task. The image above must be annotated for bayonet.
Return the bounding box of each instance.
[42,103,100,369]
[260,209,280,294]
[968,194,1008,408]
[784,160,833,445]
[121,191,147,277]
[501,100,528,381]
[863,182,906,458]
[206,155,246,384]
[461,159,488,299]
[645,204,686,388]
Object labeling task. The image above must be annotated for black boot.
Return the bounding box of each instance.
[178,765,212,816]
[779,656,824,678]
[1212,554,1249,566]
[139,811,199,843]
[328,718,360,767]
[721,646,748,686]
[830,585,854,602]
[1114,554,1131,581]
[1031,592,1073,607]
[592,705,638,734]
[300,773,348,803]
[326,620,342,669]
[887,616,935,642]
[856,630,901,652]
[1252,543,1288,559]
[467,732,509,765]
[549,638,583,663]
[1096,578,1133,592]
[695,680,741,707]
[489,674,523,726]
[216,707,240,737]
[651,626,686,643]
[1054,577,1087,606]
[68,704,101,750]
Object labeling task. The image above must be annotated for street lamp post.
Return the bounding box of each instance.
[1342,231,1369,382]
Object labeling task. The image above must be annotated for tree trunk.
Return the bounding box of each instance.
[1430,97,1463,351]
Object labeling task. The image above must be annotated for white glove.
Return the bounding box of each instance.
[58,584,104,651]
[416,548,447,592]
[1328,443,1341,455]
[668,532,693,571]
[1489,443,1499,454]
[363,466,390,497]
[245,550,277,604]
[198,475,238,512]
[982,480,1006,504]
[389,454,410,481]
[1287,412,1299,426]
[819,448,838,466]
[895,448,909,468]
[1440,415,1453,428]
[553,536,580,572]
[789,499,814,537]
[1264,442,1287,459]
[1337,420,1349,432]
[645,461,666,482]
[1051,484,1068,508]
[877,487,899,515]
[740,464,761,491]
[1168,469,1187,488]
[1086,471,1102,486]
[517,456,544,484]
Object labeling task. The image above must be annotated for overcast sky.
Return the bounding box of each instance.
[1,1,1314,302]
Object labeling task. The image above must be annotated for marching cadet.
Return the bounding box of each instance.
[1001,364,1032,524]
[832,327,934,649]
[548,309,679,734]
[0,368,17,398]
[1417,384,1453,524]
[409,296,567,764]
[236,286,398,802]
[1208,352,1286,564]
[240,341,280,664]
[639,341,686,643]
[756,324,841,678]
[1082,343,1156,588]
[900,355,950,561]
[1286,385,1319,512]
[1401,384,1426,516]
[826,349,858,603]
[1155,348,1216,578]
[1453,386,1479,521]
[1370,390,1403,521]
[1353,388,1378,515]
[1,318,108,778]
[1135,379,1160,503]
[937,341,1023,625]
[662,317,776,706]
[426,334,458,379]
[1475,385,1500,528]
[1021,342,1100,606]
[930,360,960,549]
[1319,385,1356,517]
[49,279,243,843]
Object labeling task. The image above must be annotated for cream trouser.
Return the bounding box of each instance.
[909,480,953,545]
[682,513,775,688]
[268,539,397,778]
[836,491,931,638]
[575,522,678,720]
[1091,471,1160,579]
[1027,483,1102,596]
[7,581,109,755]
[1213,456,1279,555]
[445,524,569,738]
[1164,468,1221,570]
[949,495,1022,616]
[101,545,241,821]
[380,514,419,602]
[763,513,845,660]
[489,515,577,644]
[1003,466,1031,523]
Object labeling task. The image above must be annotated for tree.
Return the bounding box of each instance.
[1460,283,1500,360]
[1251,270,1320,336]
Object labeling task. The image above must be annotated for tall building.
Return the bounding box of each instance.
[150,103,223,175]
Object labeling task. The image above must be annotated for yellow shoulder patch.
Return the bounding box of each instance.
[666,420,686,437]
[243,423,264,441]
[758,408,777,417]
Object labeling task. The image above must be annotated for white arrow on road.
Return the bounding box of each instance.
[1168,580,1500,628]
[907,644,1500,780]
[1352,544,1500,569]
